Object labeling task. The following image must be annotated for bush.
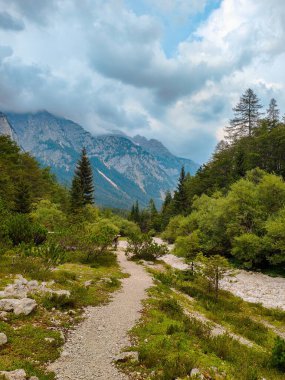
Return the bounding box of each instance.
[42,293,75,310]
[24,242,65,269]
[86,219,119,256]
[31,199,67,231]
[272,337,285,371]
[126,233,168,261]
[6,214,47,246]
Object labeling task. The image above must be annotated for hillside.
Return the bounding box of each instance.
[0,111,199,209]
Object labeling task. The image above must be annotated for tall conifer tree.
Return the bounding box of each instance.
[266,98,280,128]
[226,88,263,141]
[174,166,188,214]
[70,147,94,209]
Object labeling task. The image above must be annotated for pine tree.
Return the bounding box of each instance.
[70,147,94,209]
[174,166,188,214]
[267,98,280,128]
[161,190,173,229]
[226,88,263,141]
[130,200,140,224]
[14,181,31,213]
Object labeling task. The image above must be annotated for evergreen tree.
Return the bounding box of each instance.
[226,88,263,141]
[70,147,94,209]
[174,166,188,214]
[130,200,140,224]
[14,181,32,213]
[70,176,84,210]
[266,98,280,128]
[148,198,160,231]
[161,191,173,230]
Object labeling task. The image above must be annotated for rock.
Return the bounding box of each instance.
[114,351,139,362]
[84,280,92,287]
[44,337,55,343]
[29,377,39,380]
[14,298,37,315]
[0,332,7,345]
[0,369,26,380]
[190,368,204,379]
[0,299,19,312]
[0,298,37,315]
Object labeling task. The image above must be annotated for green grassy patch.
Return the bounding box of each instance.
[120,269,285,380]
[0,250,124,379]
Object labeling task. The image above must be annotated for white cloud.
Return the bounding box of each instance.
[0,0,284,162]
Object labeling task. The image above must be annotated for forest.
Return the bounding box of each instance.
[130,90,285,271]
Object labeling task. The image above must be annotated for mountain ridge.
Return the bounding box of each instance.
[0,110,199,208]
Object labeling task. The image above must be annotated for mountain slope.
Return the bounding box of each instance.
[132,135,199,181]
[0,111,199,208]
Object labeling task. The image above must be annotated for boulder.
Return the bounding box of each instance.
[0,332,7,346]
[0,369,26,380]
[14,298,37,315]
[0,298,37,315]
[0,299,19,312]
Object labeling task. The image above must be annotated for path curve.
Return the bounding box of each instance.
[49,246,152,380]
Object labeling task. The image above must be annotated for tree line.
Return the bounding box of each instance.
[130,89,285,271]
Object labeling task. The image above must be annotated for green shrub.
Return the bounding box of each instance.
[41,293,75,310]
[126,233,168,261]
[158,298,183,319]
[6,214,47,246]
[24,242,65,269]
[272,337,285,371]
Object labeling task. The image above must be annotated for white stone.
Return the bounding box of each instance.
[0,332,7,345]
[190,368,204,379]
[0,369,26,380]
[0,298,37,315]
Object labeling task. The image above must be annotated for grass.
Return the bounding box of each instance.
[119,267,285,380]
[0,250,125,379]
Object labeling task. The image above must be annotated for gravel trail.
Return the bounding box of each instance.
[49,245,152,380]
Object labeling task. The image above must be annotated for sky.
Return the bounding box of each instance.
[0,0,285,163]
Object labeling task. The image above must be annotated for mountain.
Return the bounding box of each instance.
[132,135,198,181]
[0,111,200,209]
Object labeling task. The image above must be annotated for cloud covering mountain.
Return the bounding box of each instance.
[0,0,284,162]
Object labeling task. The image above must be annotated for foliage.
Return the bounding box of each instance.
[31,199,67,230]
[174,231,201,272]
[197,253,232,300]
[225,88,263,141]
[23,242,66,269]
[86,219,119,255]
[70,147,94,210]
[0,135,69,211]
[126,233,168,261]
[272,337,285,371]
[6,214,47,246]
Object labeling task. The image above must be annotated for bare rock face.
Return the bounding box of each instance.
[0,332,7,346]
[0,298,37,315]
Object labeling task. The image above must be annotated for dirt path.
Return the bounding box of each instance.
[49,246,153,380]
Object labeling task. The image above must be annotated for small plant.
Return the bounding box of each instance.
[24,242,66,269]
[42,293,75,310]
[272,337,285,371]
[197,253,233,300]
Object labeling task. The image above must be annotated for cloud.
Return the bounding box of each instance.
[0,12,24,31]
[0,0,284,163]
[0,0,57,24]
